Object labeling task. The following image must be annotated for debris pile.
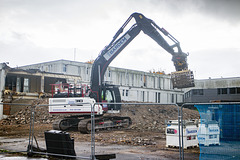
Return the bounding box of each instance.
[0,99,63,125]
[92,103,199,146]
[0,99,200,133]
[118,103,200,133]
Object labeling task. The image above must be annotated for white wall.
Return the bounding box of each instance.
[120,86,183,103]
[18,60,184,104]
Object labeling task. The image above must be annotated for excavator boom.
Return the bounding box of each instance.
[90,12,194,104]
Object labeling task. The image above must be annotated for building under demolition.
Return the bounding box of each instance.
[17,59,185,103]
[0,60,185,119]
[1,60,240,119]
[0,62,81,119]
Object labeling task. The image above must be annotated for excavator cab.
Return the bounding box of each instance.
[101,84,121,112]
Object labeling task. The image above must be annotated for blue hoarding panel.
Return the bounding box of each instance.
[195,104,240,160]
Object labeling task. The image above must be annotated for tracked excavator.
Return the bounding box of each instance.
[49,12,194,133]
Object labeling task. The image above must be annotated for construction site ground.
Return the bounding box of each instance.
[0,99,200,159]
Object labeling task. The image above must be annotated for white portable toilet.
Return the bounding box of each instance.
[197,120,220,146]
[166,120,199,149]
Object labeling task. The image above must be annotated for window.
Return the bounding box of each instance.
[184,91,189,99]
[222,88,227,94]
[48,65,52,72]
[16,77,21,92]
[162,79,165,89]
[171,94,174,103]
[126,73,129,85]
[23,78,29,92]
[132,74,134,86]
[185,91,191,98]
[120,73,122,85]
[105,90,113,103]
[158,77,161,89]
[78,67,81,75]
[122,90,125,96]
[237,88,240,94]
[108,70,111,77]
[218,88,227,94]
[144,75,147,87]
[192,89,203,95]
[155,92,157,103]
[167,128,177,134]
[86,67,89,74]
[142,91,145,102]
[126,90,129,96]
[217,89,220,94]
[147,91,149,102]
[229,88,236,94]
[63,64,67,72]
[153,77,155,88]
[158,92,160,103]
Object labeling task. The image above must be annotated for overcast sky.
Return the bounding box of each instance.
[1,0,240,79]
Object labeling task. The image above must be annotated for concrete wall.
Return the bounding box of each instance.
[0,63,7,119]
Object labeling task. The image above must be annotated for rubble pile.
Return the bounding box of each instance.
[0,99,200,133]
[0,99,63,125]
[92,103,200,145]
[118,103,200,133]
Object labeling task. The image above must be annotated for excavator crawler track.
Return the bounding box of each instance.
[53,118,82,131]
[78,118,92,134]
[77,116,132,134]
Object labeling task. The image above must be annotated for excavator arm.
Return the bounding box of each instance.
[90,12,194,105]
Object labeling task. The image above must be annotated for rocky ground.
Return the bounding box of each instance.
[0,98,200,159]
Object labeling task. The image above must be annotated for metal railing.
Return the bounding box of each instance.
[28,102,93,159]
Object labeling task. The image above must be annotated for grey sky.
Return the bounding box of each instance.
[0,0,240,79]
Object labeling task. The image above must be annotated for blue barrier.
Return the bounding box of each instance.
[195,104,240,160]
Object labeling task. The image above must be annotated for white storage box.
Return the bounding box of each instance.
[197,120,220,146]
[166,120,198,149]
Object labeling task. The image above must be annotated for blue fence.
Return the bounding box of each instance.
[195,104,240,160]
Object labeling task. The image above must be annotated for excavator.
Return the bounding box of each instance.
[48,12,194,133]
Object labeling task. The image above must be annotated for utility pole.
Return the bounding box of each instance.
[74,48,76,61]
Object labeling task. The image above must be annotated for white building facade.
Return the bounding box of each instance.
[19,60,184,104]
